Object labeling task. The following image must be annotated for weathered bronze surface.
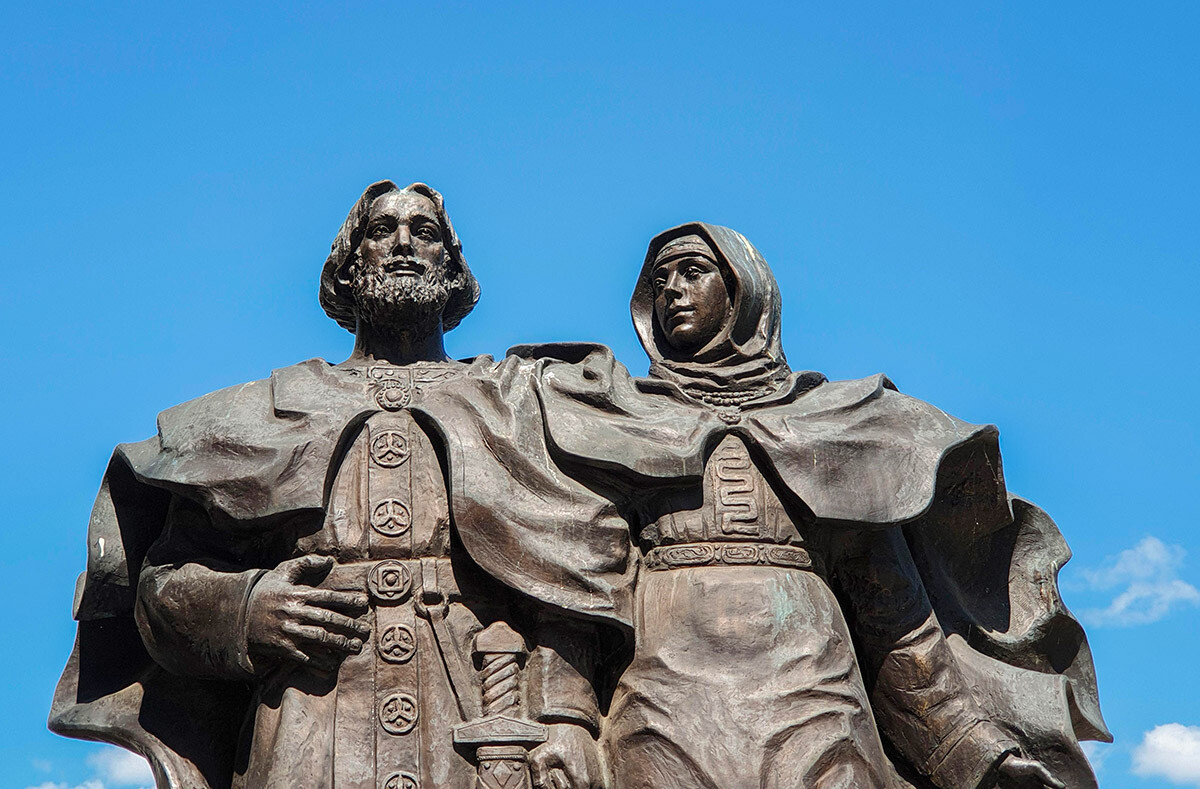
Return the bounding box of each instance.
[51,186,1109,788]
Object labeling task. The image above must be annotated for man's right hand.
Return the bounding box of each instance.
[246,555,370,671]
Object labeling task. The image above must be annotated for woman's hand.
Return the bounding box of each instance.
[530,723,606,789]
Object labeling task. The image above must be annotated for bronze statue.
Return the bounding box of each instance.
[50,181,622,789]
[51,188,1109,789]
[515,223,1110,788]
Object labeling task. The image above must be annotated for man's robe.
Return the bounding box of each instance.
[50,355,635,788]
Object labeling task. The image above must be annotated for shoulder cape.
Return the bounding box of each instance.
[512,343,1111,787]
[51,356,634,788]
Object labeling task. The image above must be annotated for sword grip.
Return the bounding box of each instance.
[480,652,522,715]
[474,621,527,715]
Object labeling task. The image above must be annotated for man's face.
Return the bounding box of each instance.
[651,235,732,354]
[351,191,452,329]
[359,191,447,283]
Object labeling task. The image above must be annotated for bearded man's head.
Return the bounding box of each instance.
[319,181,480,336]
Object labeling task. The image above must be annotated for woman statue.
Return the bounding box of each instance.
[513,223,1107,788]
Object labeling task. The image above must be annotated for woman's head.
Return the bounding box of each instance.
[650,233,734,353]
[631,223,791,403]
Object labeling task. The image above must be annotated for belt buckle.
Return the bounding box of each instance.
[368,559,412,604]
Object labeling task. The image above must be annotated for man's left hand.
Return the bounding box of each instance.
[529,722,605,789]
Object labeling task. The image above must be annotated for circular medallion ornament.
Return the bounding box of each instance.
[375,381,411,411]
[379,623,417,664]
[367,560,411,604]
[383,771,418,789]
[370,498,412,537]
[379,690,419,735]
[370,430,410,467]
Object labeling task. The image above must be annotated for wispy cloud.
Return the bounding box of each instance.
[1080,740,1111,775]
[1077,536,1200,627]
[87,749,153,786]
[1134,723,1200,786]
[25,746,153,789]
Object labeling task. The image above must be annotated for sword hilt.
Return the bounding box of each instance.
[453,622,548,789]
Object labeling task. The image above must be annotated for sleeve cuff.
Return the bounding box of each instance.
[525,645,601,735]
[929,720,1020,789]
[234,568,269,675]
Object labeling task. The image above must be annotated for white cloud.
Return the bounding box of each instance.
[1080,740,1111,774]
[25,746,153,789]
[1078,536,1200,626]
[87,748,153,785]
[1134,723,1200,786]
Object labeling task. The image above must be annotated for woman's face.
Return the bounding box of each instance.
[651,235,732,353]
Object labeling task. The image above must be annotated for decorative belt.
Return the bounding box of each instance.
[644,542,820,573]
[320,556,479,721]
[320,557,463,605]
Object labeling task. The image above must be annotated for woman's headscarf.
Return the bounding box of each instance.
[631,222,793,406]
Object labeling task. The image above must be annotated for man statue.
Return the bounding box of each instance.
[50,181,625,789]
[511,223,1110,788]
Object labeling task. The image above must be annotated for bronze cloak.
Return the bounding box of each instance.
[50,355,635,788]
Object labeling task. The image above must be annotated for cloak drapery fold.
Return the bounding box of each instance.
[51,356,635,788]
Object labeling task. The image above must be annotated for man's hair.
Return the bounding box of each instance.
[319,180,480,333]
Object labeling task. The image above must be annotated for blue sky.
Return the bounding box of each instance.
[3,3,1198,787]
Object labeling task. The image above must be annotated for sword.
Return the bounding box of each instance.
[453,621,548,789]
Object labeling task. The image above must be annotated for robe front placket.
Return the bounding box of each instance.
[328,365,455,789]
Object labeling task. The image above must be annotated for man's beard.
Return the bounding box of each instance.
[351,265,451,335]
